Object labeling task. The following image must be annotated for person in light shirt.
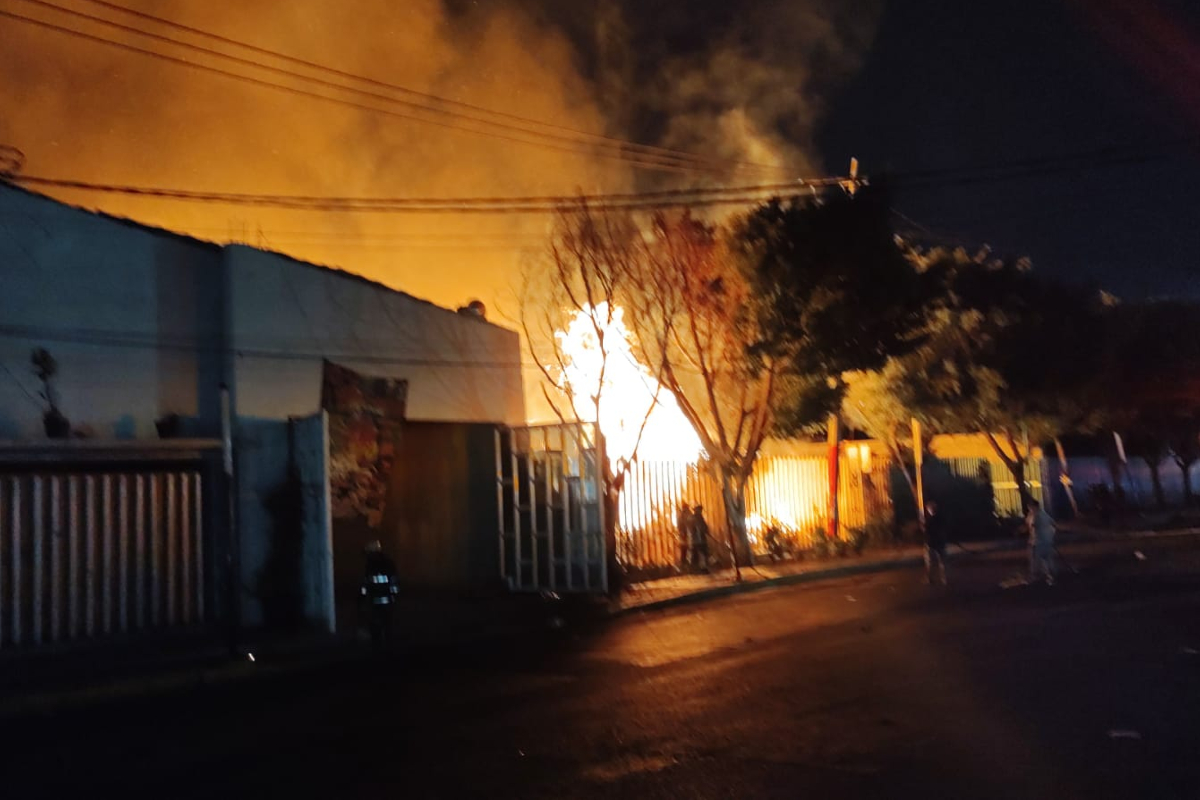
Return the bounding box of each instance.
[923,499,948,586]
[1024,499,1057,586]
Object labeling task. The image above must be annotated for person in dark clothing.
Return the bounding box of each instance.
[765,524,785,561]
[676,503,693,571]
[690,505,710,571]
[923,500,948,585]
[361,539,399,651]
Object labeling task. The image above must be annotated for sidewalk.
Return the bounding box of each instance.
[615,543,949,615]
[0,592,568,720]
[614,525,1200,616]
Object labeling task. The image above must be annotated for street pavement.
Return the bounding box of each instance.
[5,537,1200,799]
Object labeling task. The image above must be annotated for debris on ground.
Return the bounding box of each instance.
[1134,550,1147,561]
[1107,729,1142,740]
[999,576,1028,589]
[845,595,857,602]
[1181,646,1199,656]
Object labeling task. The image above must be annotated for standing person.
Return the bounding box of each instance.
[690,505,711,572]
[923,499,949,585]
[676,503,693,571]
[765,524,785,562]
[1025,499,1058,585]
[361,539,399,652]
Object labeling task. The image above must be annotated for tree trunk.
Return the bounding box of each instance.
[719,471,753,579]
[1146,458,1166,510]
[888,439,919,518]
[984,432,1032,513]
[1011,458,1033,514]
[1178,458,1195,507]
[598,431,624,597]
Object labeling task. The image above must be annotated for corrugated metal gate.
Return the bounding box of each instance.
[0,442,220,650]
[495,423,606,593]
[939,455,1043,517]
[615,453,891,575]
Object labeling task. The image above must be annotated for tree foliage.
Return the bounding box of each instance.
[739,186,930,433]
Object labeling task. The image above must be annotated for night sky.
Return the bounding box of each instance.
[820,0,1200,300]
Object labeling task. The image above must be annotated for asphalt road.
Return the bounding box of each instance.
[6,538,1200,799]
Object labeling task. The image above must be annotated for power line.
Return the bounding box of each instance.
[241,241,540,251]
[0,322,539,369]
[69,0,779,176]
[0,7,701,177]
[4,2,779,178]
[6,174,841,213]
[191,229,549,241]
[891,139,1196,192]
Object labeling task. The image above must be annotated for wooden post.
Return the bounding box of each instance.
[912,418,925,525]
[827,414,840,540]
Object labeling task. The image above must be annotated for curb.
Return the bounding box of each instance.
[611,528,1200,617]
[1060,527,1200,543]
[0,645,357,721]
[612,552,931,617]
[0,618,571,721]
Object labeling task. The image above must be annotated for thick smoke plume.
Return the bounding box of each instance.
[0,0,879,413]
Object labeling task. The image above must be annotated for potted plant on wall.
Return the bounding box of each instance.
[31,347,71,439]
[155,413,184,439]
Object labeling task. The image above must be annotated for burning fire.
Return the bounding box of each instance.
[556,305,703,532]
[556,304,703,467]
[554,305,836,550]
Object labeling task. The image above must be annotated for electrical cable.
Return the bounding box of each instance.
[4,1,781,178]
[68,0,781,175]
[5,174,842,213]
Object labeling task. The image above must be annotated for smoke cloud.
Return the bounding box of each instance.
[0,0,880,414]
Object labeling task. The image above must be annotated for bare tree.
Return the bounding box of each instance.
[521,200,664,588]
[623,212,779,577]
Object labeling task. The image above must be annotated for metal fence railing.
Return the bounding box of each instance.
[0,445,217,650]
[496,423,606,594]
[616,453,892,575]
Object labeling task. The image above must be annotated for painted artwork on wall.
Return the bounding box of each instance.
[320,360,408,527]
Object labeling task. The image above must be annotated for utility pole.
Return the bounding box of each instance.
[827,413,841,540]
[912,418,925,526]
[840,157,860,196]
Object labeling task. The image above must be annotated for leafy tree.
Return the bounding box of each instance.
[867,244,1106,514]
[840,302,976,516]
[739,186,930,428]
[618,188,931,570]
[1093,300,1200,508]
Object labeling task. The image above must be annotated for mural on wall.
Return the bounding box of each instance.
[320,360,408,527]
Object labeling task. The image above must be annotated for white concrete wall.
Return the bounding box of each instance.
[225,245,525,426]
[0,185,224,440]
[1,187,525,443]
